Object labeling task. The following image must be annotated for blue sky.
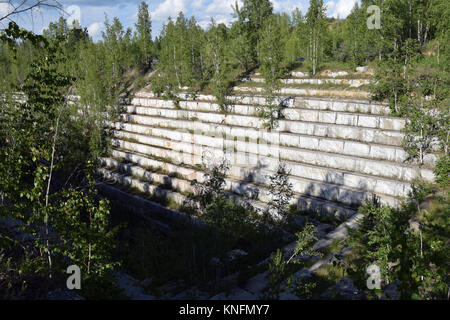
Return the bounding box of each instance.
[0,0,360,41]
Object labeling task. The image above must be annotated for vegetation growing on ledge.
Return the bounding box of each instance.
[0,0,448,300]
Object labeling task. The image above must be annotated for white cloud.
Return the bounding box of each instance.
[205,0,241,15]
[152,0,187,21]
[66,5,82,26]
[269,0,306,14]
[198,14,231,30]
[191,0,204,10]
[87,21,103,39]
[191,0,242,28]
[197,19,210,30]
[326,0,359,19]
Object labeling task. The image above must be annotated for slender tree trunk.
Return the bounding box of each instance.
[44,104,62,279]
[87,243,91,274]
[44,89,72,279]
[191,44,195,79]
[404,57,407,80]
[173,46,181,88]
[409,0,412,39]
[87,209,92,274]
[417,201,423,260]
[417,20,421,44]
[309,28,312,64]
[199,52,204,80]
[394,89,399,114]
[437,41,440,65]
[420,128,424,165]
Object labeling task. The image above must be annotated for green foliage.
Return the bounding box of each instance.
[101,15,133,99]
[186,159,266,240]
[133,1,153,72]
[346,196,396,286]
[0,22,119,298]
[154,13,205,98]
[346,186,449,300]
[228,25,254,73]
[343,3,377,66]
[232,0,274,70]
[399,51,448,163]
[434,155,449,187]
[267,163,294,219]
[265,222,321,299]
[256,14,290,128]
[286,222,322,264]
[1,0,449,301]
[43,17,89,48]
[266,249,288,299]
[116,158,286,290]
[189,159,230,212]
[418,187,450,299]
[401,100,439,164]
[257,92,286,130]
[0,250,27,299]
[205,19,232,111]
[50,166,119,277]
[305,0,327,75]
[369,0,450,164]
[258,15,285,86]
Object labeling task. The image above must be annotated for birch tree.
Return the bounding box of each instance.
[305,0,326,75]
[205,19,230,110]
[133,1,153,72]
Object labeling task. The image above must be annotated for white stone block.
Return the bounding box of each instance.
[299,110,319,122]
[336,113,358,126]
[343,141,370,157]
[319,139,344,154]
[358,115,378,128]
[299,136,319,150]
[328,126,358,141]
[313,124,328,137]
[384,130,404,146]
[318,111,337,123]
[379,118,405,131]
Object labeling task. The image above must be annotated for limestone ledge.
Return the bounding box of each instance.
[242,77,372,88]
[126,102,404,131]
[110,137,405,208]
[110,121,435,182]
[98,160,357,218]
[120,112,405,148]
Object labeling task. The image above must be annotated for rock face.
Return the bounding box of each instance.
[321,277,364,300]
[99,70,434,220]
[92,70,436,300]
[99,86,434,217]
[356,66,369,73]
[113,271,156,300]
[244,271,270,295]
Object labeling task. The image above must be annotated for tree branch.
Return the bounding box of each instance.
[0,0,63,24]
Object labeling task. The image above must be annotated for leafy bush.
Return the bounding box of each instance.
[267,163,294,220]
[264,222,321,299]
[434,155,449,188]
[346,186,449,299]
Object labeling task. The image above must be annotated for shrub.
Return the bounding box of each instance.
[434,155,449,188]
